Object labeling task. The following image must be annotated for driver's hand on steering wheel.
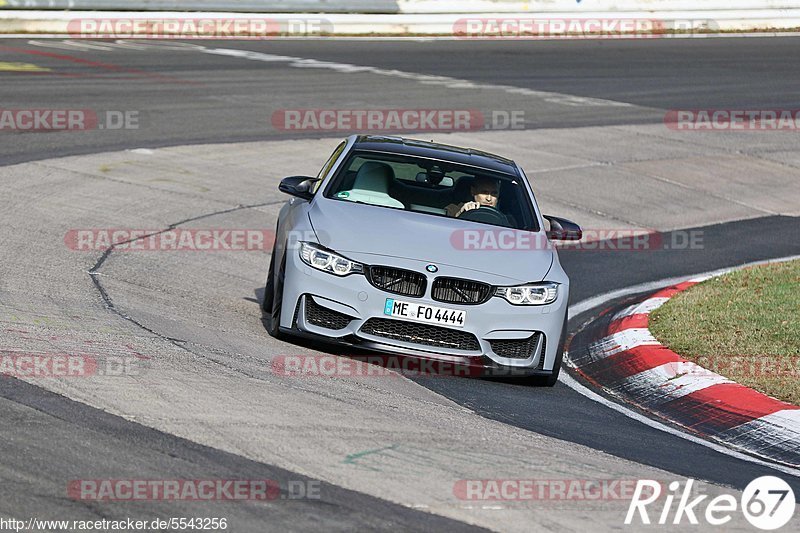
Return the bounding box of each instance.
[457,201,481,216]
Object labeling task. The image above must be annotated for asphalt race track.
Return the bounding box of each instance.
[3,37,800,165]
[1,37,799,531]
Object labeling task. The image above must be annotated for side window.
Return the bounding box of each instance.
[313,141,347,193]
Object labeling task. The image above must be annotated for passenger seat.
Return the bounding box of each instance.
[335,162,405,209]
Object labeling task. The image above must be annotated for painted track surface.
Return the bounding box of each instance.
[1,37,799,530]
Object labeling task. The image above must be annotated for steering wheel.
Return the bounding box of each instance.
[459,205,509,225]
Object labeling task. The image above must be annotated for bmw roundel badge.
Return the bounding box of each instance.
[426,264,438,273]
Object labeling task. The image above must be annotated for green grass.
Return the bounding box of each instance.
[649,260,800,405]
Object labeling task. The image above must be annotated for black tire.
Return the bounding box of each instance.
[261,246,276,314]
[531,314,568,387]
[263,242,286,339]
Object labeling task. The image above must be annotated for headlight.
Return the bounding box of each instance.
[495,282,559,305]
[299,242,364,276]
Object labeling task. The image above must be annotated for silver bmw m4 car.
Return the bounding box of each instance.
[263,135,581,385]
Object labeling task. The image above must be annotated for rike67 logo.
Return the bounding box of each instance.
[626,477,795,530]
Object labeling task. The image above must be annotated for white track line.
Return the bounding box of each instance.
[199,45,632,108]
[26,39,117,51]
[560,372,800,478]
[564,254,800,478]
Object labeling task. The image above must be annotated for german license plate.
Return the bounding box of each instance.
[383,298,466,327]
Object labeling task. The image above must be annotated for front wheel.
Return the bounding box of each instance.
[263,243,286,339]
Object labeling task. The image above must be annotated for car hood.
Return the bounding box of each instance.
[308,198,554,284]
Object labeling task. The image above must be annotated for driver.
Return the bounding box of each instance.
[446,176,501,218]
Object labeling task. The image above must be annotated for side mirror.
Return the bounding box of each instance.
[279,176,320,201]
[543,215,582,241]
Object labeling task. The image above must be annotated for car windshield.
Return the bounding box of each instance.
[323,151,539,231]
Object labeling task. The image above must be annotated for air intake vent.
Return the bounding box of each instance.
[536,334,548,370]
[305,296,353,330]
[490,333,541,359]
[360,318,480,351]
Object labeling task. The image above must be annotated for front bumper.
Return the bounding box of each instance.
[280,250,568,373]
